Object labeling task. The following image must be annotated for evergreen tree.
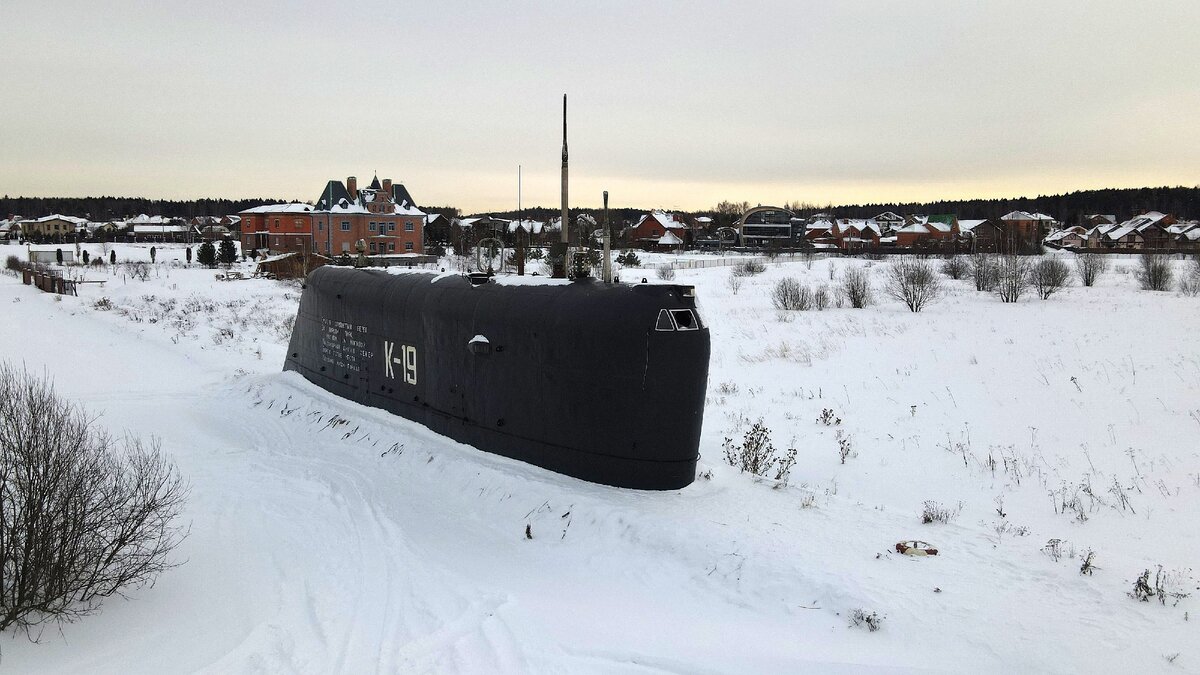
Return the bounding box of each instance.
[185,247,192,265]
[217,240,237,267]
[55,248,63,265]
[197,241,216,268]
[109,250,116,265]
[82,250,90,265]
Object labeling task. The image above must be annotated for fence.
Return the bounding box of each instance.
[16,263,78,296]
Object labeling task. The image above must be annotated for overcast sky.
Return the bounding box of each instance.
[2,1,1198,213]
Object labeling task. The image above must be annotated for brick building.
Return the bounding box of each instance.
[240,175,425,256]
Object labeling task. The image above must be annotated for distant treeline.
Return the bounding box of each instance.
[787,185,1200,225]
[5,185,1198,226]
[0,196,288,220]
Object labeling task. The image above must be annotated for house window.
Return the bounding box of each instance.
[404,242,414,251]
[388,243,396,251]
[404,221,414,232]
[294,219,303,228]
[341,221,350,231]
[274,237,280,246]
[369,242,377,252]
[369,222,377,232]
[318,221,324,231]
[274,219,280,227]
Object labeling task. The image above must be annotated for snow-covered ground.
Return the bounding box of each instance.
[2,242,1198,673]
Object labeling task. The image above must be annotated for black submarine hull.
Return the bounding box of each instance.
[283,266,710,489]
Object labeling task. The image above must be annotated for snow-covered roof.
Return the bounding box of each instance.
[1044,230,1084,243]
[1120,211,1171,232]
[957,219,988,232]
[658,230,684,245]
[507,219,545,234]
[256,252,298,265]
[1000,211,1056,222]
[873,211,904,222]
[896,223,931,234]
[836,219,881,236]
[1104,225,1141,241]
[126,214,171,225]
[637,211,687,230]
[694,216,713,223]
[132,223,191,233]
[21,214,88,225]
[239,203,314,215]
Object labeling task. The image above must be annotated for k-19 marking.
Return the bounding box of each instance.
[383,340,418,385]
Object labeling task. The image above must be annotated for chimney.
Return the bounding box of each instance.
[382,178,392,194]
[347,176,358,199]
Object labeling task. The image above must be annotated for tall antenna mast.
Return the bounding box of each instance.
[560,94,569,247]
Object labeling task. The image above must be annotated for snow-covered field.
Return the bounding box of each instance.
[2,242,1198,673]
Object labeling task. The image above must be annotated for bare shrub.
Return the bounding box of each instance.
[849,608,884,632]
[1177,256,1200,296]
[722,420,797,484]
[884,258,941,312]
[123,261,151,282]
[940,256,968,280]
[726,270,744,295]
[1074,253,1108,287]
[921,500,963,524]
[840,267,873,308]
[1031,257,1071,299]
[995,254,1032,303]
[735,259,766,276]
[655,264,676,281]
[771,277,811,311]
[92,296,114,311]
[969,253,998,292]
[1136,253,1173,291]
[813,285,830,310]
[0,364,187,634]
[1129,566,1192,606]
[4,255,21,274]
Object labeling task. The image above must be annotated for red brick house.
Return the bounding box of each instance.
[241,175,425,257]
[627,211,691,248]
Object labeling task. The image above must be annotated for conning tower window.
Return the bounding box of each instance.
[655,308,701,331]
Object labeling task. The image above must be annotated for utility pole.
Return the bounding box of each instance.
[602,190,612,283]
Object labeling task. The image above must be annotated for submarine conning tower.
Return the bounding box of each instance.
[284,266,711,489]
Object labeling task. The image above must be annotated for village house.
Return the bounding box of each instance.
[832,219,881,252]
[957,219,1000,252]
[240,175,425,257]
[871,211,905,234]
[312,175,425,256]
[1000,211,1057,252]
[1043,227,1087,249]
[628,211,692,248]
[895,215,959,250]
[239,203,315,253]
[17,214,88,241]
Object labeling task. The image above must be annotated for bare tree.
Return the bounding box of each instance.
[1031,257,1071,300]
[969,253,998,292]
[0,364,187,636]
[839,267,874,308]
[726,269,744,295]
[771,277,811,310]
[995,254,1032,303]
[940,256,968,280]
[885,258,942,312]
[1074,253,1108,287]
[1136,253,1173,291]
